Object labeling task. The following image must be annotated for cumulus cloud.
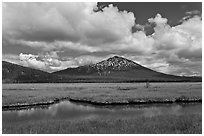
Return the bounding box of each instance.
[147,14,202,76]
[181,10,202,22]
[3,3,157,55]
[3,54,21,64]
[120,14,202,76]
[148,13,168,25]
[152,14,201,59]
[16,52,117,72]
[2,3,202,76]
[3,3,135,50]
[8,39,101,52]
[19,53,48,70]
[134,24,145,31]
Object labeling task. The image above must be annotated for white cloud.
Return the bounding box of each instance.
[149,14,202,60]
[16,53,117,72]
[2,3,202,76]
[175,15,202,39]
[3,3,156,55]
[9,39,101,53]
[19,53,49,71]
[3,3,135,50]
[148,13,168,25]
[3,54,21,64]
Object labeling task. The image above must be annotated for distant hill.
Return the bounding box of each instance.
[2,56,201,83]
[53,56,202,82]
[2,61,59,83]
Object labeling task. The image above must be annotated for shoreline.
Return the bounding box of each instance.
[2,97,202,111]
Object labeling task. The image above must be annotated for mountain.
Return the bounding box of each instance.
[53,56,201,82]
[2,56,201,83]
[2,61,59,83]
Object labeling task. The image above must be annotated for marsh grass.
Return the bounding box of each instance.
[2,82,202,106]
[2,114,201,134]
[2,83,202,134]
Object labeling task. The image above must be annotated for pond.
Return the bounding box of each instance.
[2,101,201,123]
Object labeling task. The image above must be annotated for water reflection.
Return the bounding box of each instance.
[2,101,202,123]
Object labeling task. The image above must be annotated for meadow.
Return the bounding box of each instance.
[2,82,202,134]
[2,82,202,106]
[3,114,201,134]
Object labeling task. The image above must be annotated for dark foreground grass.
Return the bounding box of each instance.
[2,114,201,134]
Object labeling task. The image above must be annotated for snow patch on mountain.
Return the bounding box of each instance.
[87,56,140,75]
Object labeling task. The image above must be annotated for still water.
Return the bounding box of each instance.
[2,101,201,123]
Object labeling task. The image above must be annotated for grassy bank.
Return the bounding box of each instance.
[3,114,201,134]
[3,82,202,106]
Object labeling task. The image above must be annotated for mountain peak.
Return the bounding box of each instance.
[109,55,122,59]
[90,56,140,71]
[106,55,126,61]
[106,55,132,62]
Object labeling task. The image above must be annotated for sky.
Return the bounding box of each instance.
[2,2,202,76]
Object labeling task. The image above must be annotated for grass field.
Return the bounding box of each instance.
[2,82,202,106]
[2,82,202,134]
[3,113,202,134]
